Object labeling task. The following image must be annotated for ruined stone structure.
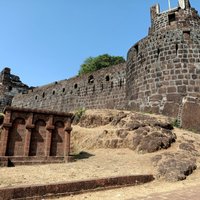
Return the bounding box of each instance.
[9,0,200,131]
[0,68,29,111]
[0,107,73,166]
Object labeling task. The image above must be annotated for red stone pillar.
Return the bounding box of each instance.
[0,110,12,156]
[45,115,54,157]
[0,127,11,156]
[24,113,34,157]
[64,118,72,158]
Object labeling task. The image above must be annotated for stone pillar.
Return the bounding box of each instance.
[0,110,12,156]
[64,118,72,158]
[45,115,54,157]
[0,127,11,156]
[24,113,34,156]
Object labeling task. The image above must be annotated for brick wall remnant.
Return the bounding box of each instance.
[0,107,73,166]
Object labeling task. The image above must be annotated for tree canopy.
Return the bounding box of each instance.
[78,54,125,75]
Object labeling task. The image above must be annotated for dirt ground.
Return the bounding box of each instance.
[1,110,200,199]
[0,148,155,188]
[1,146,200,200]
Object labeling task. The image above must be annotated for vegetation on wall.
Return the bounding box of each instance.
[78,54,125,75]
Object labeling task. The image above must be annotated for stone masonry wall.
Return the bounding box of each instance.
[126,0,200,129]
[11,0,200,131]
[12,63,126,112]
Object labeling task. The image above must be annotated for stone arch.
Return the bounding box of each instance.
[6,118,26,156]
[29,120,46,156]
[105,75,110,82]
[50,121,65,156]
[88,75,94,84]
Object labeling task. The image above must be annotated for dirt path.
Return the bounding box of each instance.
[0,149,155,188]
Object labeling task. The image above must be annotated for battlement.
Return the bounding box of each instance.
[149,0,199,33]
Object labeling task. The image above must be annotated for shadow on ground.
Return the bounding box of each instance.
[72,151,95,160]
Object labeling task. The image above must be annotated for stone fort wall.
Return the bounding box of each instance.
[10,0,200,131]
[12,63,127,112]
[126,0,200,128]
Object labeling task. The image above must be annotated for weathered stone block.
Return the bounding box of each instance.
[162,103,179,117]
[182,102,200,131]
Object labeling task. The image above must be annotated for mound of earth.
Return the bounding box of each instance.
[71,109,200,182]
[73,110,176,153]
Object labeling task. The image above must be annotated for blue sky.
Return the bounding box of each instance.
[0,0,199,87]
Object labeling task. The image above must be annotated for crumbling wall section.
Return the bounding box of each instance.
[0,68,29,112]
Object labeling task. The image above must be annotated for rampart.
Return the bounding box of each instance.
[10,0,200,131]
[126,0,200,128]
[0,107,73,166]
[12,63,127,112]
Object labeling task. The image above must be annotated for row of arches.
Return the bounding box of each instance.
[6,118,66,157]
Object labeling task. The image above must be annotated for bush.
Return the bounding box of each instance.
[78,54,125,75]
[73,108,86,124]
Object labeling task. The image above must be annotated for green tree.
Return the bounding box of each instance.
[78,54,125,75]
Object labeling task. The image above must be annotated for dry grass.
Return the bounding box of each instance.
[1,109,200,199]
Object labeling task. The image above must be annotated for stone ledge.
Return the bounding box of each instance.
[0,156,74,167]
[0,175,154,200]
[4,106,74,118]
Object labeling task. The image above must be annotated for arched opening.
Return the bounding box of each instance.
[157,48,160,59]
[8,86,12,91]
[105,75,110,82]
[176,43,178,56]
[88,75,94,84]
[101,83,104,91]
[119,79,122,88]
[6,118,25,156]
[50,121,64,156]
[29,120,46,156]
[93,85,95,94]
[111,82,113,89]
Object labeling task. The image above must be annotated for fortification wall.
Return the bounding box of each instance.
[12,63,127,112]
[126,0,200,128]
[11,0,200,131]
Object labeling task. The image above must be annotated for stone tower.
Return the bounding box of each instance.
[126,0,200,130]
